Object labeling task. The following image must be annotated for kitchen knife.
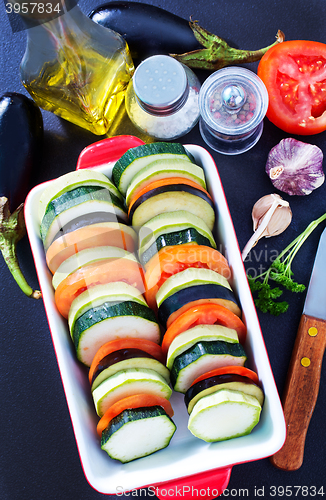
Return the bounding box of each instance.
[270,226,326,471]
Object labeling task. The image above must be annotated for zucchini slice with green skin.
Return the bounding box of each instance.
[101,406,176,463]
[156,267,232,307]
[188,389,262,442]
[68,281,146,333]
[139,228,214,267]
[72,301,161,366]
[91,351,170,391]
[130,185,215,230]
[53,248,138,290]
[158,284,241,327]
[166,324,239,370]
[125,158,206,206]
[38,169,123,224]
[138,210,216,254]
[112,142,194,196]
[185,373,265,414]
[93,368,172,417]
[170,341,247,393]
[40,186,128,249]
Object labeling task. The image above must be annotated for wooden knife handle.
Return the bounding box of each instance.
[270,314,326,470]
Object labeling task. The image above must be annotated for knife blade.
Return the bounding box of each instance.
[270,226,326,471]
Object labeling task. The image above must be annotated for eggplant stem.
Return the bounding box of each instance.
[170,20,285,70]
[0,197,41,299]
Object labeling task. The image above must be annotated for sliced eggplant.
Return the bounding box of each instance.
[156,267,232,307]
[185,372,265,414]
[158,283,241,327]
[130,184,215,230]
[40,186,128,249]
[125,158,206,206]
[91,349,170,391]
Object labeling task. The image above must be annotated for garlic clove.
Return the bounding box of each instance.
[252,193,285,231]
[242,193,292,261]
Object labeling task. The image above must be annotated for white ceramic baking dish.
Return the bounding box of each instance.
[24,140,286,498]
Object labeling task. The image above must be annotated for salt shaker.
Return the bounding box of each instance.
[125,55,200,140]
[199,67,269,155]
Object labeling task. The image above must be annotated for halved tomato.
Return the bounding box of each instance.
[258,40,326,135]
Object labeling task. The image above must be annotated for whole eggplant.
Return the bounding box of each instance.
[0,92,43,212]
[89,1,201,66]
[0,92,43,299]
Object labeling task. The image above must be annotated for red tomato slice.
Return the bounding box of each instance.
[161,303,247,354]
[191,366,260,387]
[97,394,174,436]
[54,258,145,318]
[258,40,326,135]
[144,244,231,310]
[89,338,166,385]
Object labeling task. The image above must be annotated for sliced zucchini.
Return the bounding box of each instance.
[53,248,138,290]
[72,301,161,366]
[112,142,194,196]
[166,324,239,371]
[68,281,146,333]
[130,186,215,230]
[188,389,262,442]
[185,373,265,414]
[40,186,128,249]
[125,158,206,206]
[156,267,232,308]
[170,341,247,393]
[101,406,176,462]
[38,169,123,224]
[139,228,214,267]
[138,210,216,253]
[91,354,170,391]
[93,368,172,417]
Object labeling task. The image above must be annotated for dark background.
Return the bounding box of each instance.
[0,0,325,499]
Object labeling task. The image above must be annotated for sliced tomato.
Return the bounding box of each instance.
[191,366,260,387]
[258,40,326,135]
[97,394,174,436]
[161,303,246,354]
[144,244,231,310]
[46,223,136,274]
[54,258,145,318]
[89,338,166,385]
[127,176,212,215]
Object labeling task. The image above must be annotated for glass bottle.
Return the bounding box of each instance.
[125,55,200,140]
[19,0,134,135]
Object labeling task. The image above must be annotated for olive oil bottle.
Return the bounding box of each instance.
[19,0,134,135]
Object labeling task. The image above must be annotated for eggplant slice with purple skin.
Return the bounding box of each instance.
[129,183,215,230]
[185,372,264,414]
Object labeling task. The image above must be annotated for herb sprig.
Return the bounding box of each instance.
[247,213,326,315]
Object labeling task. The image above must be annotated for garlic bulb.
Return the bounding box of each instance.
[242,194,292,260]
